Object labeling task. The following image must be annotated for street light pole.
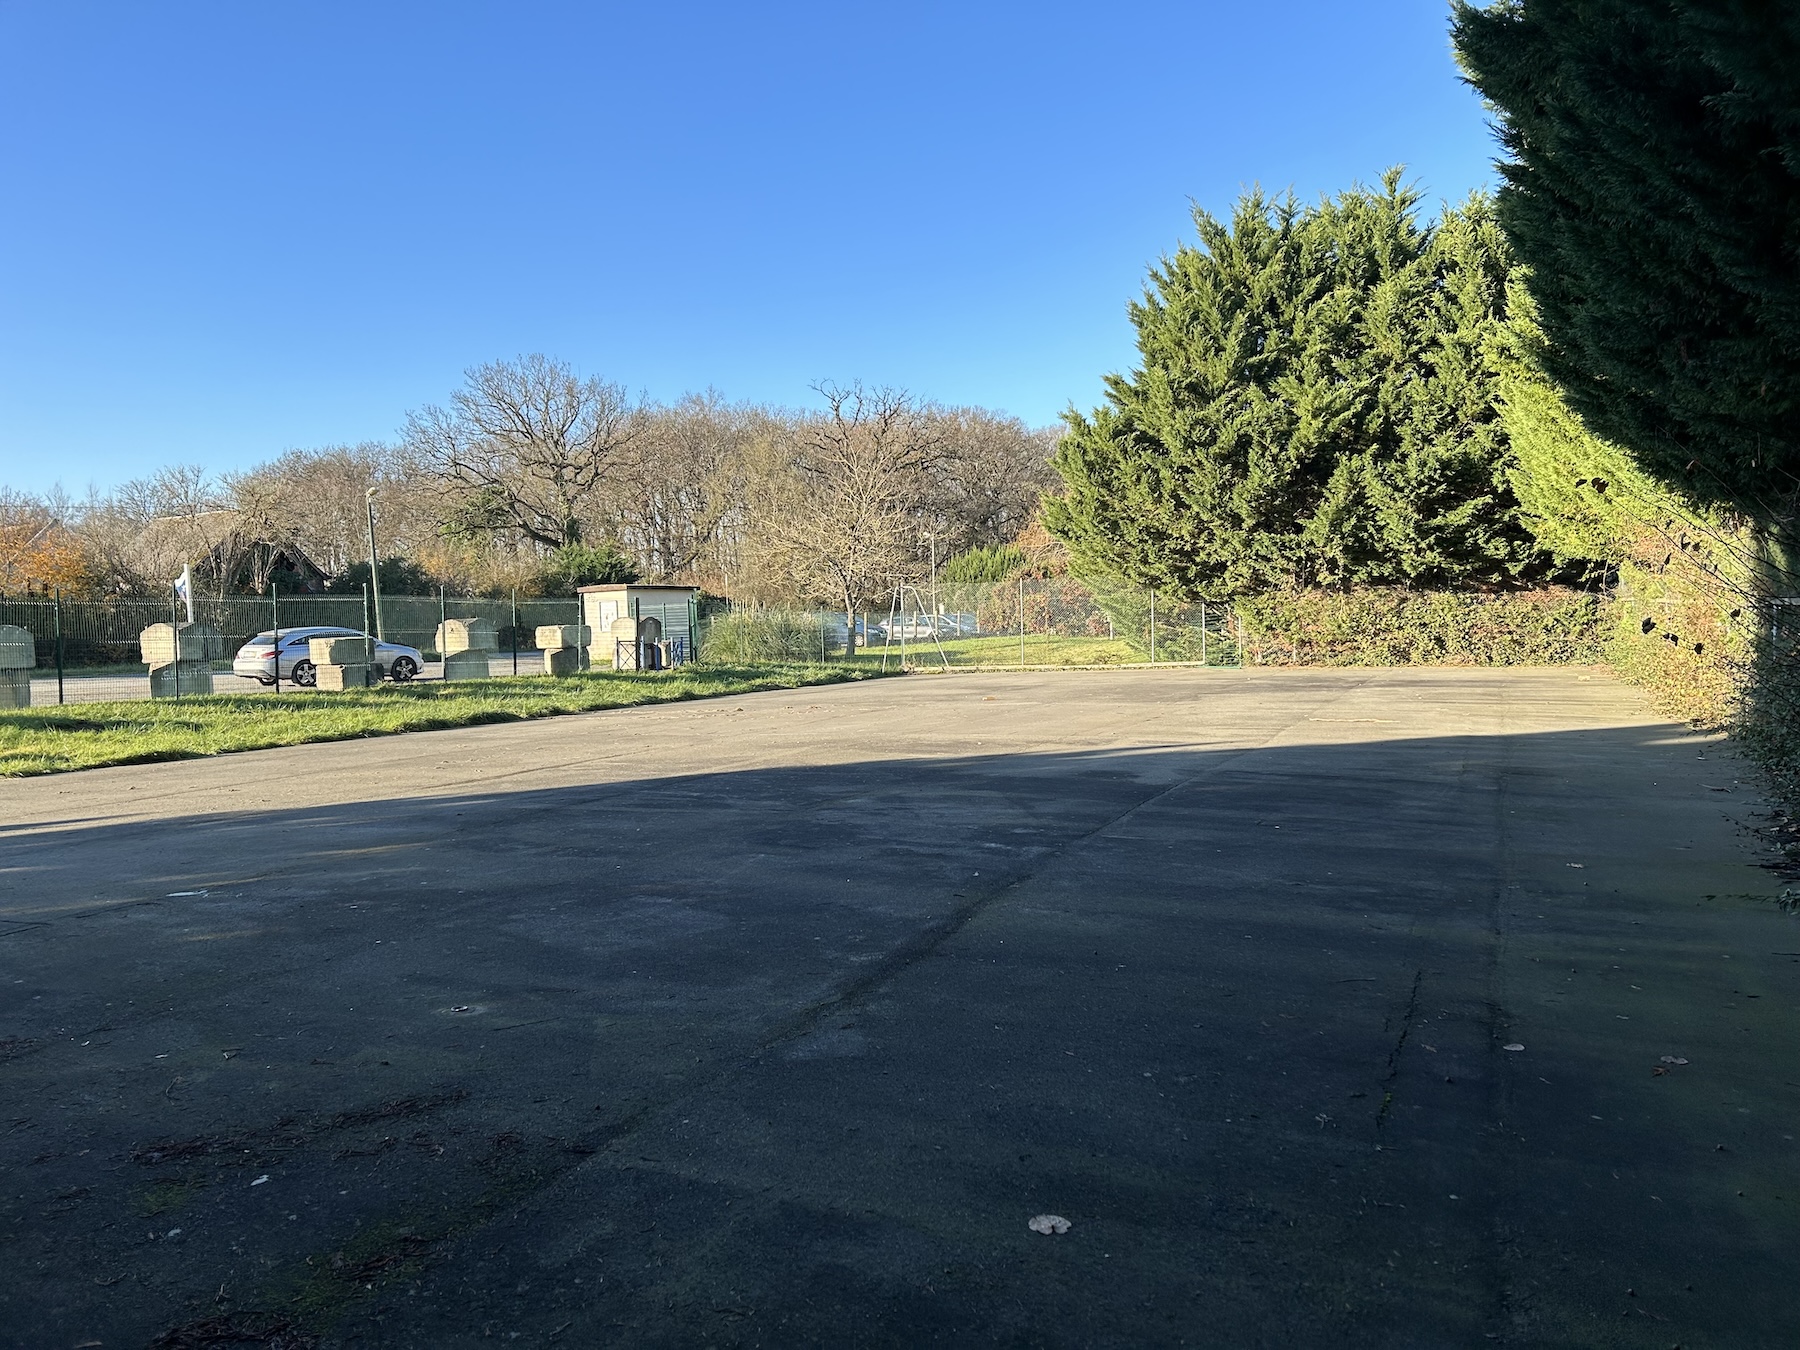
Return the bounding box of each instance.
[364,487,384,642]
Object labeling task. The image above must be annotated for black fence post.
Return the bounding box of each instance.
[54,588,65,705]
[271,581,281,694]
[511,589,519,677]
[51,586,63,709]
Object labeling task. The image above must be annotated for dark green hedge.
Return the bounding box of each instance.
[1236,588,1607,666]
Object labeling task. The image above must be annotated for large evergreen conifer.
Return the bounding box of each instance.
[1046,177,1541,595]
[1452,0,1800,512]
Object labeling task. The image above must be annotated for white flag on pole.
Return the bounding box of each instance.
[174,564,195,624]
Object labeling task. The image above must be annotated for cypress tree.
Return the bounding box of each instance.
[1451,1,1800,514]
[1046,176,1544,595]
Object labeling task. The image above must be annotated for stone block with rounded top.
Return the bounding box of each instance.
[608,615,662,669]
[607,615,662,642]
[0,624,36,670]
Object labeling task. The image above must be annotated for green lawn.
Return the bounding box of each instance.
[0,664,890,777]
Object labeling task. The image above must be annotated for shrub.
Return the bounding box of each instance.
[1602,564,1747,727]
[326,557,434,597]
[941,545,1026,584]
[699,609,836,663]
[1235,588,1606,666]
[1737,634,1800,854]
[532,542,638,593]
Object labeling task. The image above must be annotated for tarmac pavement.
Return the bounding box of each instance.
[0,667,1795,1348]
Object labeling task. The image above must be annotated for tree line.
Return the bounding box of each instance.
[0,368,1056,630]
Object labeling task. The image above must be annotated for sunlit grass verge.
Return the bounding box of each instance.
[844,634,1174,667]
[924,634,1146,666]
[0,664,891,777]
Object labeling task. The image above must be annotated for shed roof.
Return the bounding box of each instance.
[576,583,699,594]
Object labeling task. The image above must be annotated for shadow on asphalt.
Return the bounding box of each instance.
[1,725,1795,1348]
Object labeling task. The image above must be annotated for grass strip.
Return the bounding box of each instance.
[0,663,891,777]
[891,634,1146,666]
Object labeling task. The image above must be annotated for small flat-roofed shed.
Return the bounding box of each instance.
[578,584,700,665]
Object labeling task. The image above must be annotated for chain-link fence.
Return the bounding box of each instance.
[695,579,1241,670]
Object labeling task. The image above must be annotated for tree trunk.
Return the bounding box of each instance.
[844,605,857,658]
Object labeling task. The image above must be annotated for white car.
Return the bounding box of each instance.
[880,613,978,640]
[233,627,423,686]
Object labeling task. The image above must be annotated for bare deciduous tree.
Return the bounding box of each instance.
[742,384,948,654]
[5,362,1056,603]
[612,392,764,583]
[923,408,1059,552]
[223,444,432,585]
[404,355,641,550]
[77,465,225,595]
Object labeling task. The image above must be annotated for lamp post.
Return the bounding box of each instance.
[364,487,384,642]
[924,532,939,618]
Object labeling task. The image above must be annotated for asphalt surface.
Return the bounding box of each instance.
[1,668,1794,1349]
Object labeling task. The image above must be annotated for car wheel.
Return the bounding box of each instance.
[257,677,274,687]
[389,656,418,683]
[292,659,317,688]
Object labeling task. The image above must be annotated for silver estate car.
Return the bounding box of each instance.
[233,627,424,687]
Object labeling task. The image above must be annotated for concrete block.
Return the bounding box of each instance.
[544,646,588,676]
[0,624,36,670]
[148,661,214,698]
[607,615,662,643]
[309,635,371,665]
[535,624,592,650]
[140,623,226,664]
[0,668,30,707]
[442,649,492,681]
[435,618,498,654]
[316,663,373,691]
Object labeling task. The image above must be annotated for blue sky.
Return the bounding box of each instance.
[0,1,1500,495]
